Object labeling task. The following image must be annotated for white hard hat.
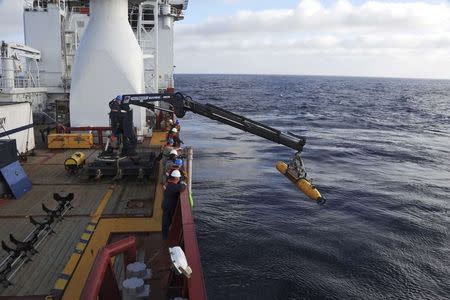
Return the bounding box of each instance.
[169,149,178,155]
[163,147,173,156]
[171,128,178,133]
[171,170,182,178]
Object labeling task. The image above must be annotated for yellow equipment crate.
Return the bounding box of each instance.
[47,133,94,149]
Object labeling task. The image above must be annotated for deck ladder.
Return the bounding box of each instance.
[137,1,159,93]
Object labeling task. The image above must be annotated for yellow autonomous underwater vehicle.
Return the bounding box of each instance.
[276,161,325,204]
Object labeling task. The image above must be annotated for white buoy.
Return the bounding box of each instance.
[69,0,146,135]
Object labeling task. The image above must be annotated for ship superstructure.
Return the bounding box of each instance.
[1,0,187,140]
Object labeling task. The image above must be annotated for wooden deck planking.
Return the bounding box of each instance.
[22,164,88,185]
[9,218,84,295]
[22,149,99,165]
[0,219,36,262]
[21,149,102,185]
[0,184,109,217]
[60,132,166,299]
[0,147,114,295]
[0,217,90,296]
[38,149,98,165]
[0,134,166,297]
[104,178,155,216]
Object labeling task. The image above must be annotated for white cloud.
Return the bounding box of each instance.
[174,0,450,79]
[0,0,448,78]
[178,0,450,35]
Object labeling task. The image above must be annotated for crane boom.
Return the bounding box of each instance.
[120,92,305,152]
[112,92,325,204]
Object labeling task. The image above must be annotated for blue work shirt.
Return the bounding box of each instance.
[162,182,186,213]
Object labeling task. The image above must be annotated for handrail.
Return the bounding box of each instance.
[180,190,208,299]
[80,236,137,300]
[160,5,184,17]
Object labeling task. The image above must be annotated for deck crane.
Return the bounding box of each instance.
[0,41,41,91]
[94,92,325,204]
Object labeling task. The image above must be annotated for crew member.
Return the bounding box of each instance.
[146,110,156,131]
[156,144,174,162]
[164,150,179,172]
[168,149,178,159]
[167,136,175,147]
[167,127,176,137]
[1,41,7,57]
[167,128,183,148]
[169,119,181,133]
[161,170,186,239]
[109,95,123,112]
[156,111,163,130]
[164,116,174,131]
[166,158,188,181]
[159,113,172,131]
[161,149,178,183]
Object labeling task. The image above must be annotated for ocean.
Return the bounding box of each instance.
[174,74,450,300]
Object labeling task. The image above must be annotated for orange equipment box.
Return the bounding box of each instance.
[47,133,94,149]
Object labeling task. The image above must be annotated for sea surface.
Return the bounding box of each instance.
[174,74,450,300]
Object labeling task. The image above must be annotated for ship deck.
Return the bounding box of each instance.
[0,133,167,298]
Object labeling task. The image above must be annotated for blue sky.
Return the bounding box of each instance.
[183,0,301,23]
[174,0,450,79]
[1,0,449,79]
[182,0,444,24]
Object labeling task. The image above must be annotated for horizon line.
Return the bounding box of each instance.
[173,72,450,81]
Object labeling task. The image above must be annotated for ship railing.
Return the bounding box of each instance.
[13,75,40,89]
[160,5,184,18]
[80,236,137,300]
[171,6,183,17]
[14,77,26,88]
[0,75,41,89]
[167,188,207,299]
[23,0,53,11]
